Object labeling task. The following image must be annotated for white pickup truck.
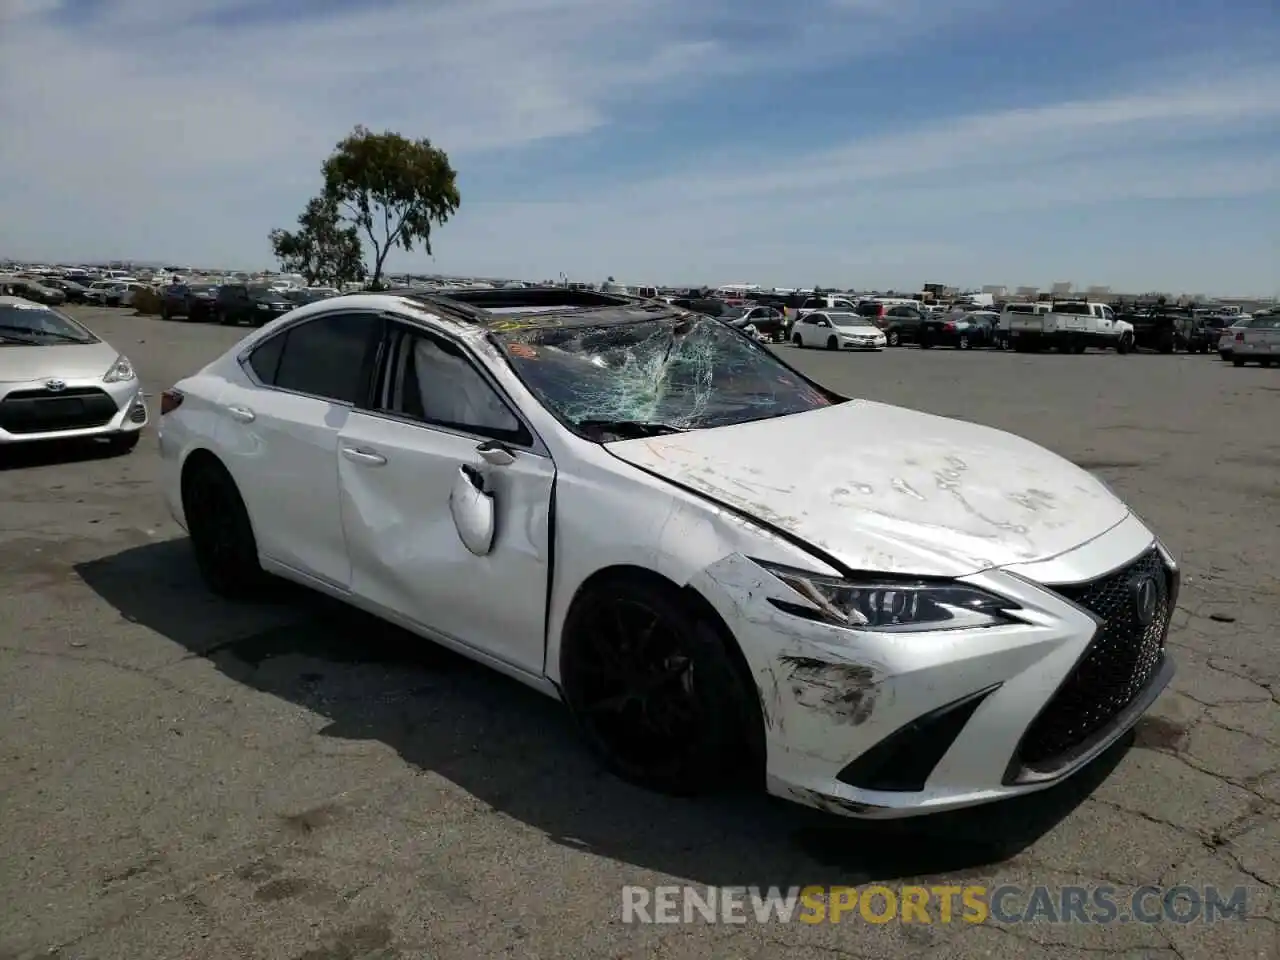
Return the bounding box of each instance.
[1003,300,1134,354]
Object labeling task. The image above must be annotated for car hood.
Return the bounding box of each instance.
[605,400,1130,577]
[0,341,118,382]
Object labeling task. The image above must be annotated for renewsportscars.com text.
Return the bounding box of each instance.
[621,884,1249,925]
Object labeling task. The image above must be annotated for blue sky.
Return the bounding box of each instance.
[0,0,1276,294]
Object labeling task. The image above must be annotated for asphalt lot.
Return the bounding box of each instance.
[1,306,1277,959]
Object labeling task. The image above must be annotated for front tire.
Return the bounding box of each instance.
[559,576,757,796]
[792,334,803,348]
[1117,332,1134,354]
[826,336,838,350]
[182,458,269,599]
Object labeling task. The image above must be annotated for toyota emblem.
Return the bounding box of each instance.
[1132,575,1160,626]
[44,379,66,392]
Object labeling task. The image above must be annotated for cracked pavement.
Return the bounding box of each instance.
[0,308,1276,959]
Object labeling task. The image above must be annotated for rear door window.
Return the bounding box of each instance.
[270,313,382,403]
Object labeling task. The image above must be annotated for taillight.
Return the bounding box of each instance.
[1235,332,1245,342]
[944,322,956,331]
[160,388,184,414]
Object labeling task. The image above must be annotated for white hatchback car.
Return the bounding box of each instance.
[158,288,1178,819]
[791,311,887,351]
[0,296,147,450]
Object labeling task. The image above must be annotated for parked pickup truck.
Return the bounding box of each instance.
[1005,300,1134,354]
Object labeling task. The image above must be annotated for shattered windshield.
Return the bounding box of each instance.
[496,314,838,438]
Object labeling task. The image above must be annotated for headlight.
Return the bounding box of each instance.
[256,303,270,310]
[103,354,135,382]
[756,561,1021,632]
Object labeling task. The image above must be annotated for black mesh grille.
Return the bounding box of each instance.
[0,387,118,434]
[1017,550,1171,768]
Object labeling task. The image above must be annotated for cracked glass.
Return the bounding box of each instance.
[495,314,837,440]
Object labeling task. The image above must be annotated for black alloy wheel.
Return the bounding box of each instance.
[182,460,269,599]
[559,578,757,796]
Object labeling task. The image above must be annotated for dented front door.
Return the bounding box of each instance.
[335,411,555,675]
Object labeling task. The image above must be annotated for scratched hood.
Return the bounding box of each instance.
[0,341,118,383]
[605,400,1130,577]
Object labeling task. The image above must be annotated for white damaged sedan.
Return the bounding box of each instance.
[0,296,147,451]
[158,287,1176,818]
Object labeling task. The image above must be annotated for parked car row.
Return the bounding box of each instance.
[160,282,340,326]
[687,294,1270,363]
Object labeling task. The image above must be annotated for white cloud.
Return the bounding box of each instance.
[425,67,1280,290]
[0,0,1277,293]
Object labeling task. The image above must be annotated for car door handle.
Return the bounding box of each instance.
[341,446,386,466]
[226,405,255,423]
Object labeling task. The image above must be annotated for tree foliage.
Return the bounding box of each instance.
[268,197,366,287]
[321,125,460,290]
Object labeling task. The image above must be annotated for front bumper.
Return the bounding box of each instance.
[689,511,1176,818]
[840,337,886,350]
[0,377,147,445]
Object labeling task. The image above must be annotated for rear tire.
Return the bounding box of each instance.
[182,458,269,600]
[958,335,970,350]
[887,331,900,347]
[559,576,758,796]
[1232,358,1245,367]
[792,334,803,348]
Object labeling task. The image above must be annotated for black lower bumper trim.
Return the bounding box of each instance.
[836,684,1001,792]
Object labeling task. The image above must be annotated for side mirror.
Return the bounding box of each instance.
[449,465,495,556]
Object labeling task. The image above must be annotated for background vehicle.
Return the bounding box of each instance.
[118,282,153,308]
[920,310,1000,350]
[83,280,119,305]
[1006,300,1132,353]
[162,283,220,321]
[1185,313,1228,354]
[4,278,66,306]
[1128,304,1193,353]
[721,304,786,342]
[1217,317,1251,359]
[40,277,90,303]
[284,287,340,306]
[0,296,146,452]
[791,311,886,350]
[788,294,859,338]
[214,283,296,326]
[858,301,927,346]
[1230,310,1280,367]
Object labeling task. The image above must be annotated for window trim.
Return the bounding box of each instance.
[362,319,544,453]
[237,308,385,407]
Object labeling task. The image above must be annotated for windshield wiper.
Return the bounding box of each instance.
[0,323,86,343]
[575,418,688,438]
